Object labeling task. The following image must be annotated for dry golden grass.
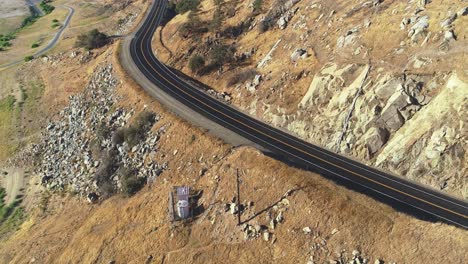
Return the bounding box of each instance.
[1,40,467,263]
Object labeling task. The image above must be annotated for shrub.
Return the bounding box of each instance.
[31,43,39,48]
[95,149,118,196]
[252,0,263,13]
[114,111,156,147]
[75,29,109,50]
[227,69,258,86]
[24,55,34,62]
[210,44,234,66]
[40,1,55,14]
[188,54,205,73]
[21,15,38,28]
[52,18,59,23]
[120,167,146,196]
[175,0,200,14]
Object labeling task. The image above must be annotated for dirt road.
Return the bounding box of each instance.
[0,167,24,205]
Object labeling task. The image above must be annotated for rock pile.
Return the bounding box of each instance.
[227,195,290,241]
[32,64,166,198]
[115,13,139,35]
[317,250,393,264]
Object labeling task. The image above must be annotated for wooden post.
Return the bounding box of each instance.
[236,169,241,225]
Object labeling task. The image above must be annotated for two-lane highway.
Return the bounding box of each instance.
[122,0,468,228]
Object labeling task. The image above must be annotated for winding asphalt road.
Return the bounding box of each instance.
[121,0,468,228]
[0,4,74,69]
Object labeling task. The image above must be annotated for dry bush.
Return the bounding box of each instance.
[227,68,258,86]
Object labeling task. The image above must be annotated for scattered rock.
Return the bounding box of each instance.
[230,203,238,214]
[246,75,262,92]
[87,192,99,203]
[457,7,468,17]
[408,16,429,42]
[290,48,308,62]
[365,127,389,155]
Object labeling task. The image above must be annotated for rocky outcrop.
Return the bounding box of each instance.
[376,74,467,197]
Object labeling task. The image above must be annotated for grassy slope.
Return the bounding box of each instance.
[0,187,26,239]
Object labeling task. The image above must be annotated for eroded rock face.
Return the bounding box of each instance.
[268,62,466,197]
[376,74,467,197]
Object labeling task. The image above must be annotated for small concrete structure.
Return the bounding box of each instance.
[169,186,194,221]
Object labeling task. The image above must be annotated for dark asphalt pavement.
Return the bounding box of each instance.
[127,0,468,228]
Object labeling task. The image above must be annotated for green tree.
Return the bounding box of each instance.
[75,29,109,50]
[209,7,224,32]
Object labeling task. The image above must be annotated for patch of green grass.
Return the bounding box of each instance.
[0,81,44,161]
[0,95,16,112]
[0,95,18,160]
[0,187,26,238]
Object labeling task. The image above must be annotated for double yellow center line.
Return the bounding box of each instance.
[134,0,467,222]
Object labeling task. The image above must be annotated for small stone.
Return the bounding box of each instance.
[303,226,312,234]
[457,7,468,17]
[263,232,270,241]
[374,260,383,264]
[230,203,238,214]
[275,211,284,223]
[352,250,360,256]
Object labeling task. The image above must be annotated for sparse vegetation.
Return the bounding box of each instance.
[24,55,34,62]
[188,54,205,74]
[31,40,41,48]
[179,13,206,38]
[75,29,109,50]
[209,6,225,32]
[210,44,234,66]
[174,0,200,14]
[115,111,156,147]
[252,0,263,14]
[1,96,16,111]
[52,18,60,28]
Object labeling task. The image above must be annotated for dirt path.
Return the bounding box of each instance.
[0,167,24,205]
